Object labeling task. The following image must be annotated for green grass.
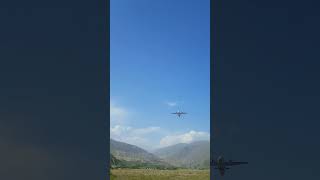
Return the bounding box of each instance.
[110,168,210,180]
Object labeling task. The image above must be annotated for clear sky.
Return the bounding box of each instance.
[110,0,210,150]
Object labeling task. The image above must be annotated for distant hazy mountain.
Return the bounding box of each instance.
[153,141,210,169]
[110,139,175,169]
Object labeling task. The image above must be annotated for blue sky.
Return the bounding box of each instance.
[110,0,210,150]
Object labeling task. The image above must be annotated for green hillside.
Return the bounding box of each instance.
[110,139,176,170]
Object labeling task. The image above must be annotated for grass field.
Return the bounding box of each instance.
[110,169,210,180]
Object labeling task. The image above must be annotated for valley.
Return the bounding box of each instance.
[110,139,210,179]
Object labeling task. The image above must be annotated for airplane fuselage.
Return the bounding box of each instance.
[172,111,187,117]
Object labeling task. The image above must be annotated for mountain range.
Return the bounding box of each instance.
[110,139,175,169]
[153,141,210,169]
[110,139,210,169]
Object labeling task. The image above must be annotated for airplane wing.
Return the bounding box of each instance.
[225,161,248,166]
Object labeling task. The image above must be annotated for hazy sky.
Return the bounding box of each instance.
[110,0,210,150]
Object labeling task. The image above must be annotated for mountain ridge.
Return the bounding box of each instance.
[153,140,210,169]
[110,139,176,169]
[110,139,210,169]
